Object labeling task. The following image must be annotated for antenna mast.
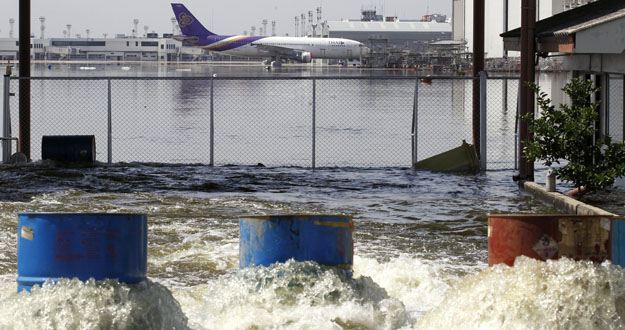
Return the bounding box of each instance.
[39,17,45,39]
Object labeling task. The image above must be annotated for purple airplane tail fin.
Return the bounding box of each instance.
[171,3,215,36]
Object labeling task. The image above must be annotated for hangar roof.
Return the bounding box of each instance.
[327,21,451,33]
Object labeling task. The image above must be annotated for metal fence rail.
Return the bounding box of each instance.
[3,75,522,169]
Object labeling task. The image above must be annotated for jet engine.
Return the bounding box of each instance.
[298,51,312,63]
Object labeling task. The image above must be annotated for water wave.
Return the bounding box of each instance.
[182,260,407,330]
[0,278,188,330]
[416,256,625,329]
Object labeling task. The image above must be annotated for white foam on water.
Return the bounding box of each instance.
[177,260,408,330]
[4,230,623,329]
[353,255,454,323]
[0,278,189,330]
[416,256,625,330]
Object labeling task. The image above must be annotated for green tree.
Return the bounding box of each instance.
[521,78,625,196]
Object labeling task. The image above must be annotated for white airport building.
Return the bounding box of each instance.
[326,20,452,52]
[452,0,599,58]
[0,35,204,62]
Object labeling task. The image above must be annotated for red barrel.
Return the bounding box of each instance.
[488,214,613,266]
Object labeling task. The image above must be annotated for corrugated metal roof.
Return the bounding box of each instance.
[500,0,625,38]
[327,20,451,33]
[554,7,625,36]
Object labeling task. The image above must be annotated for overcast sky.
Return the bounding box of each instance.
[1,0,451,38]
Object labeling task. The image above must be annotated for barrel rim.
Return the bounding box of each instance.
[487,213,616,218]
[240,214,352,220]
[18,212,147,217]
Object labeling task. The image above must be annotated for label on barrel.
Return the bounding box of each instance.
[533,234,558,259]
[21,226,34,240]
[557,218,610,263]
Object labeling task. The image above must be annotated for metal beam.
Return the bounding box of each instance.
[519,0,536,181]
[472,0,485,158]
[19,0,31,160]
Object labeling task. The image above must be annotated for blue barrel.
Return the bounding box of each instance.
[239,215,353,272]
[41,135,96,163]
[17,213,147,292]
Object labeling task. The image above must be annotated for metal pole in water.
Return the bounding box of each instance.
[19,0,31,160]
[107,79,112,164]
[480,71,487,170]
[472,0,485,158]
[515,82,521,171]
[210,77,214,166]
[519,0,536,181]
[2,74,11,163]
[312,78,316,169]
[412,78,419,167]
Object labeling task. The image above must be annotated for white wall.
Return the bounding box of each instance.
[455,0,560,58]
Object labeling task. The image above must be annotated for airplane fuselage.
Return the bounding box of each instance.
[171,3,368,63]
[192,35,366,60]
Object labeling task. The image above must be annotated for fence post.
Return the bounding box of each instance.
[515,82,521,170]
[602,74,609,140]
[107,79,112,164]
[312,78,316,169]
[480,71,487,170]
[2,74,11,163]
[210,77,215,166]
[412,78,419,167]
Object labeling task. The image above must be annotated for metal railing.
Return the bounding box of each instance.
[3,74,523,169]
[2,74,14,162]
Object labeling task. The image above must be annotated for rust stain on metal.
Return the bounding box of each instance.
[313,220,354,231]
[558,217,610,262]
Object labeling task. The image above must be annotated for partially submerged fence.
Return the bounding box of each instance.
[2,74,524,169]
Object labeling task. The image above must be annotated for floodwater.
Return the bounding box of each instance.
[1,64,625,329]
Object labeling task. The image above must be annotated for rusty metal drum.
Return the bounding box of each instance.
[488,214,613,266]
[239,215,353,273]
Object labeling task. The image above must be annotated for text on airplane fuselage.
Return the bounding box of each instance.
[329,41,346,46]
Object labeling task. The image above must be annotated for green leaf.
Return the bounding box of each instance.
[521,78,625,197]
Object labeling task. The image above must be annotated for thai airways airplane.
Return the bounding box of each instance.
[171,3,370,66]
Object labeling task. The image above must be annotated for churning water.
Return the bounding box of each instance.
[1,64,625,329]
[1,162,624,329]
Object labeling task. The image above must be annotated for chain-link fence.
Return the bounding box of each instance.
[608,74,625,142]
[3,75,523,169]
[485,77,520,170]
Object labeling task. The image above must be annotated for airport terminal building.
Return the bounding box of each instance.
[0,35,204,61]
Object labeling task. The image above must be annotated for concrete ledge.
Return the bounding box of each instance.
[521,181,616,216]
